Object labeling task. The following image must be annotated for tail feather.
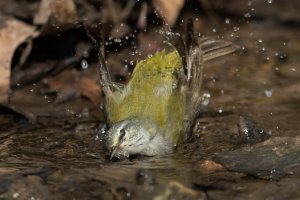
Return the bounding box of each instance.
[201,39,239,62]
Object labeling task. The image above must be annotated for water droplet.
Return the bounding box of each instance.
[233,26,239,31]
[172,83,177,89]
[201,93,211,106]
[95,135,99,141]
[275,52,288,62]
[243,128,250,138]
[218,108,223,113]
[225,18,230,24]
[13,193,19,198]
[81,59,89,69]
[114,38,121,43]
[289,171,295,175]
[267,0,272,3]
[265,89,272,97]
[83,50,89,58]
[244,13,251,18]
[269,168,276,181]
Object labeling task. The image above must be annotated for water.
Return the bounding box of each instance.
[81,59,89,69]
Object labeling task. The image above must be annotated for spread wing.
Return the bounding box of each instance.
[176,20,239,140]
[98,20,239,143]
[101,50,185,143]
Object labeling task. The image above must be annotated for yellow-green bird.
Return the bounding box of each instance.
[98,25,238,159]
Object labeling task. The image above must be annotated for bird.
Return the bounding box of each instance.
[98,22,239,159]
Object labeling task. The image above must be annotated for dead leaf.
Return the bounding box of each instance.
[33,0,52,25]
[12,61,58,88]
[0,14,39,103]
[110,22,131,38]
[77,77,102,106]
[152,0,185,26]
[43,70,101,106]
[34,0,78,25]
[5,83,102,123]
[0,1,39,21]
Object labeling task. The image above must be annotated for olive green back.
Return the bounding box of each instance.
[105,50,185,144]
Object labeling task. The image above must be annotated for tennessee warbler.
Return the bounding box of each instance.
[98,24,238,159]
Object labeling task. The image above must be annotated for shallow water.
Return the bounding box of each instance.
[1,19,300,199]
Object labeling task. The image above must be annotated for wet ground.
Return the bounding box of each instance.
[1,6,300,200]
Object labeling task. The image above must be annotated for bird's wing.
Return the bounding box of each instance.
[105,50,185,143]
[178,20,239,140]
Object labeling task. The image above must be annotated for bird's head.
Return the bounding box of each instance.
[106,118,158,159]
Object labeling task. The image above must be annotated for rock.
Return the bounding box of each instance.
[216,137,300,180]
[231,116,270,144]
[197,160,226,174]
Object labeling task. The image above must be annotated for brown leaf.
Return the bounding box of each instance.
[77,77,102,106]
[110,22,131,38]
[0,14,38,103]
[34,0,78,25]
[43,70,101,106]
[33,0,52,25]
[152,0,185,26]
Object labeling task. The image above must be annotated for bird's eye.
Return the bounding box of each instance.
[119,129,126,141]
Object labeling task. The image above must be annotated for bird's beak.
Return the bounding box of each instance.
[110,146,119,160]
